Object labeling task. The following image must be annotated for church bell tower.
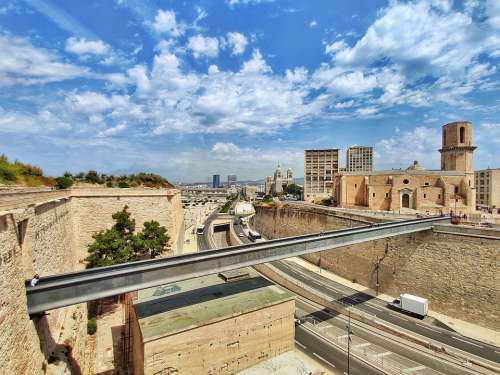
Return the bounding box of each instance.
[439,121,476,173]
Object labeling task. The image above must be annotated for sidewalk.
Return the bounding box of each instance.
[288,257,500,348]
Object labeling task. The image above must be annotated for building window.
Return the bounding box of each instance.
[373,193,375,198]
[460,126,465,143]
[438,194,441,199]
[385,193,389,198]
[403,179,409,184]
[423,194,427,198]
[354,184,357,188]
[424,182,429,186]
[454,186,459,194]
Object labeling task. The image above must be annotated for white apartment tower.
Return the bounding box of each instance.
[346,145,373,172]
[304,149,339,201]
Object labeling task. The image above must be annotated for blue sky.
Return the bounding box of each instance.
[0,0,499,183]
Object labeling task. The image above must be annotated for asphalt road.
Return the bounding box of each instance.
[196,209,221,251]
[272,260,500,364]
[296,324,385,375]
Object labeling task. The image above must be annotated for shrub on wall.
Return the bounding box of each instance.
[87,317,97,335]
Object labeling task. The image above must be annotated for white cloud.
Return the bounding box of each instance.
[376,126,442,169]
[65,37,110,56]
[0,108,70,134]
[309,20,318,28]
[152,9,184,36]
[0,35,88,86]
[65,92,131,114]
[325,40,347,55]
[187,35,220,58]
[97,123,127,138]
[227,0,275,5]
[241,49,271,74]
[226,32,248,55]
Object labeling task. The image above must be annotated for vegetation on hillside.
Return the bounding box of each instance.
[0,154,55,187]
[69,170,173,188]
[0,154,173,189]
[85,206,170,268]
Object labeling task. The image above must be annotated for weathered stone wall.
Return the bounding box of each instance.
[0,188,184,374]
[253,205,500,329]
[251,204,369,239]
[71,189,184,261]
[135,300,295,375]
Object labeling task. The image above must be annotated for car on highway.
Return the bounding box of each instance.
[238,233,245,237]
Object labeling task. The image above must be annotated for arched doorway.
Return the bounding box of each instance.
[402,193,410,208]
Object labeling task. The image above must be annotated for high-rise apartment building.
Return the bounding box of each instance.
[227,174,237,185]
[475,169,500,209]
[304,149,339,201]
[212,174,220,188]
[346,145,373,172]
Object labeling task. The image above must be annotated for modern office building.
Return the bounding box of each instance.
[475,168,500,210]
[304,149,339,201]
[346,145,373,172]
[227,174,237,185]
[212,174,220,188]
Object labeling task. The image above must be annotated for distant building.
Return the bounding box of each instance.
[130,269,295,375]
[243,185,258,200]
[346,145,373,172]
[304,149,339,201]
[475,168,500,210]
[333,122,477,213]
[264,164,294,195]
[212,174,220,188]
[227,174,237,185]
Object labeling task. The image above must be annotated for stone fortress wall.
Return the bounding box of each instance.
[0,188,184,375]
[252,204,500,330]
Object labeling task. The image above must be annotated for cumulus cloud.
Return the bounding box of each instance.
[376,126,442,169]
[309,20,318,28]
[187,35,220,58]
[240,49,271,74]
[325,40,347,55]
[152,9,184,36]
[0,35,88,86]
[97,123,127,138]
[65,37,110,56]
[226,32,248,55]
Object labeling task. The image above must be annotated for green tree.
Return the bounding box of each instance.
[54,176,74,189]
[134,221,170,258]
[285,183,303,196]
[85,170,101,184]
[85,206,170,268]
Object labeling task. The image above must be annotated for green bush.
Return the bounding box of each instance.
[106,181,113,187]
[54,176,73,189]
[87,317,97,335]
[118,181,130,188]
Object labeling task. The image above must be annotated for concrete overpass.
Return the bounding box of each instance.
[26,216,450,314]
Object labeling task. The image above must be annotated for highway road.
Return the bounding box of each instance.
[296,324,385,375]
[272,259,500,364]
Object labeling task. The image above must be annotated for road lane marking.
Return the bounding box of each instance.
[389,312,409,321]
[354,343,371,348]
[405,365,426,372]
[373,351,392,358]
[452,336,483,348]
[313,352,336,368]
[295,340,306,349]
[365,304,383,311]
[415,323,441,334]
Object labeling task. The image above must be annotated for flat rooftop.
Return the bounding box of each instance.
[133,268,294,342]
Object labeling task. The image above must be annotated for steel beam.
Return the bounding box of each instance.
[26,216,450,314]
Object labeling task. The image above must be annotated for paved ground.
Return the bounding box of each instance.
[272,260,500,365]
[288,256,500,348]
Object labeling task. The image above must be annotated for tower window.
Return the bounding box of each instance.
[354,184,357,188]
[373,193,375,198]
[438,194,441,199]
[460,126,465,143]
[423,194,427,198]
[385,193,389,198]
[403,179,409,184]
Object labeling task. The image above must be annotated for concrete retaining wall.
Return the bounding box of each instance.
[253,204,500,330]
[0,188,184,374]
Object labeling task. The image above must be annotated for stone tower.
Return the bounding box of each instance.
[439,121,476,173]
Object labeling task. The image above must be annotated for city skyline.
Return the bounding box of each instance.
[0,1,499,182]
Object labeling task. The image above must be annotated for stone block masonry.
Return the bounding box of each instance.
[253,204,500,330]
[0,188,184,375]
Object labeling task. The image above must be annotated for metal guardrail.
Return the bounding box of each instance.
[25,216,450,314]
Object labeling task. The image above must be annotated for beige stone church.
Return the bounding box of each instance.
[332,121,476,213]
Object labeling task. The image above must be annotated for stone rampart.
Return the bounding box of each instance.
[253,204,500,329]
[0,188,184,374]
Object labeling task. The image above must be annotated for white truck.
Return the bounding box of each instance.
[390,293,428,317]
